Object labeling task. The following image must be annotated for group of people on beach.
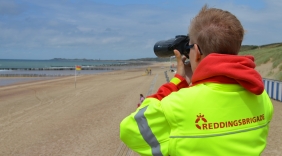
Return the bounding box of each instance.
[145,67,151,75]
[121,4,273,156]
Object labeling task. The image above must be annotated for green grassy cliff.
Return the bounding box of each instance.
[240,43,282,81]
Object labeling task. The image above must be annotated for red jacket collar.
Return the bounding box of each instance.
[191,53,264,95]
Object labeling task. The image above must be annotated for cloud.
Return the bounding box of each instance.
[0,0,281,59]
[0,0,25,15]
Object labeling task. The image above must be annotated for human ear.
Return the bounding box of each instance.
[194,44,202,61]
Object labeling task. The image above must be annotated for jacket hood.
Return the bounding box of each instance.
[191,53,264,95]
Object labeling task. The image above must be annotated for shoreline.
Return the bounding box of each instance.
[0,62,157,87]
[0,60,154,70]
[0,77,58,87]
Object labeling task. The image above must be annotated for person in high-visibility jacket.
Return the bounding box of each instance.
[120,5,273,156]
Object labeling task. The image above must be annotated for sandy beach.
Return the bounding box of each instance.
[0,62,281,156]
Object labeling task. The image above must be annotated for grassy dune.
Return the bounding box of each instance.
[239,43,282,81]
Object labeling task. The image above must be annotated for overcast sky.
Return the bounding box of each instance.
[0,0,281,60]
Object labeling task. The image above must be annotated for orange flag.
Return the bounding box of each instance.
[75,65,81,70]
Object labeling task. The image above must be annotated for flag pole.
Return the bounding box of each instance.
[74,65,81,88]
[75,65,77,88]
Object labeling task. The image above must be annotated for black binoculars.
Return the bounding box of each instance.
[153,35,190,58]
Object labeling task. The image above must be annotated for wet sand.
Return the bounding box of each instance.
[0,62,281,155]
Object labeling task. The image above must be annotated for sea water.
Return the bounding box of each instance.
[0,59,127,86]
[0,59,127,69]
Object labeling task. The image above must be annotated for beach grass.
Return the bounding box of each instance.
[240,46,282,66]
[239,44,282,81]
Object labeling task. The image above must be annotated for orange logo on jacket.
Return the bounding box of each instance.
[195,113,265,130]
[195,114,207,130]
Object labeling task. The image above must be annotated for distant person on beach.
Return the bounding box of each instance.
[145,68,148,75]
[137,94,145,108]
[140,94,145,103]
[145,68,151,75]
[120,5,273,156]
[148,68,151,75]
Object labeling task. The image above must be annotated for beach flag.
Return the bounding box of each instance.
[76,65,81,70]
[74,65,81,88]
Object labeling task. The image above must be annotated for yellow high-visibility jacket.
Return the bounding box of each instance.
[120,54,274,156]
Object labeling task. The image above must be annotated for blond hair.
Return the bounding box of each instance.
[189,5,244,55]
